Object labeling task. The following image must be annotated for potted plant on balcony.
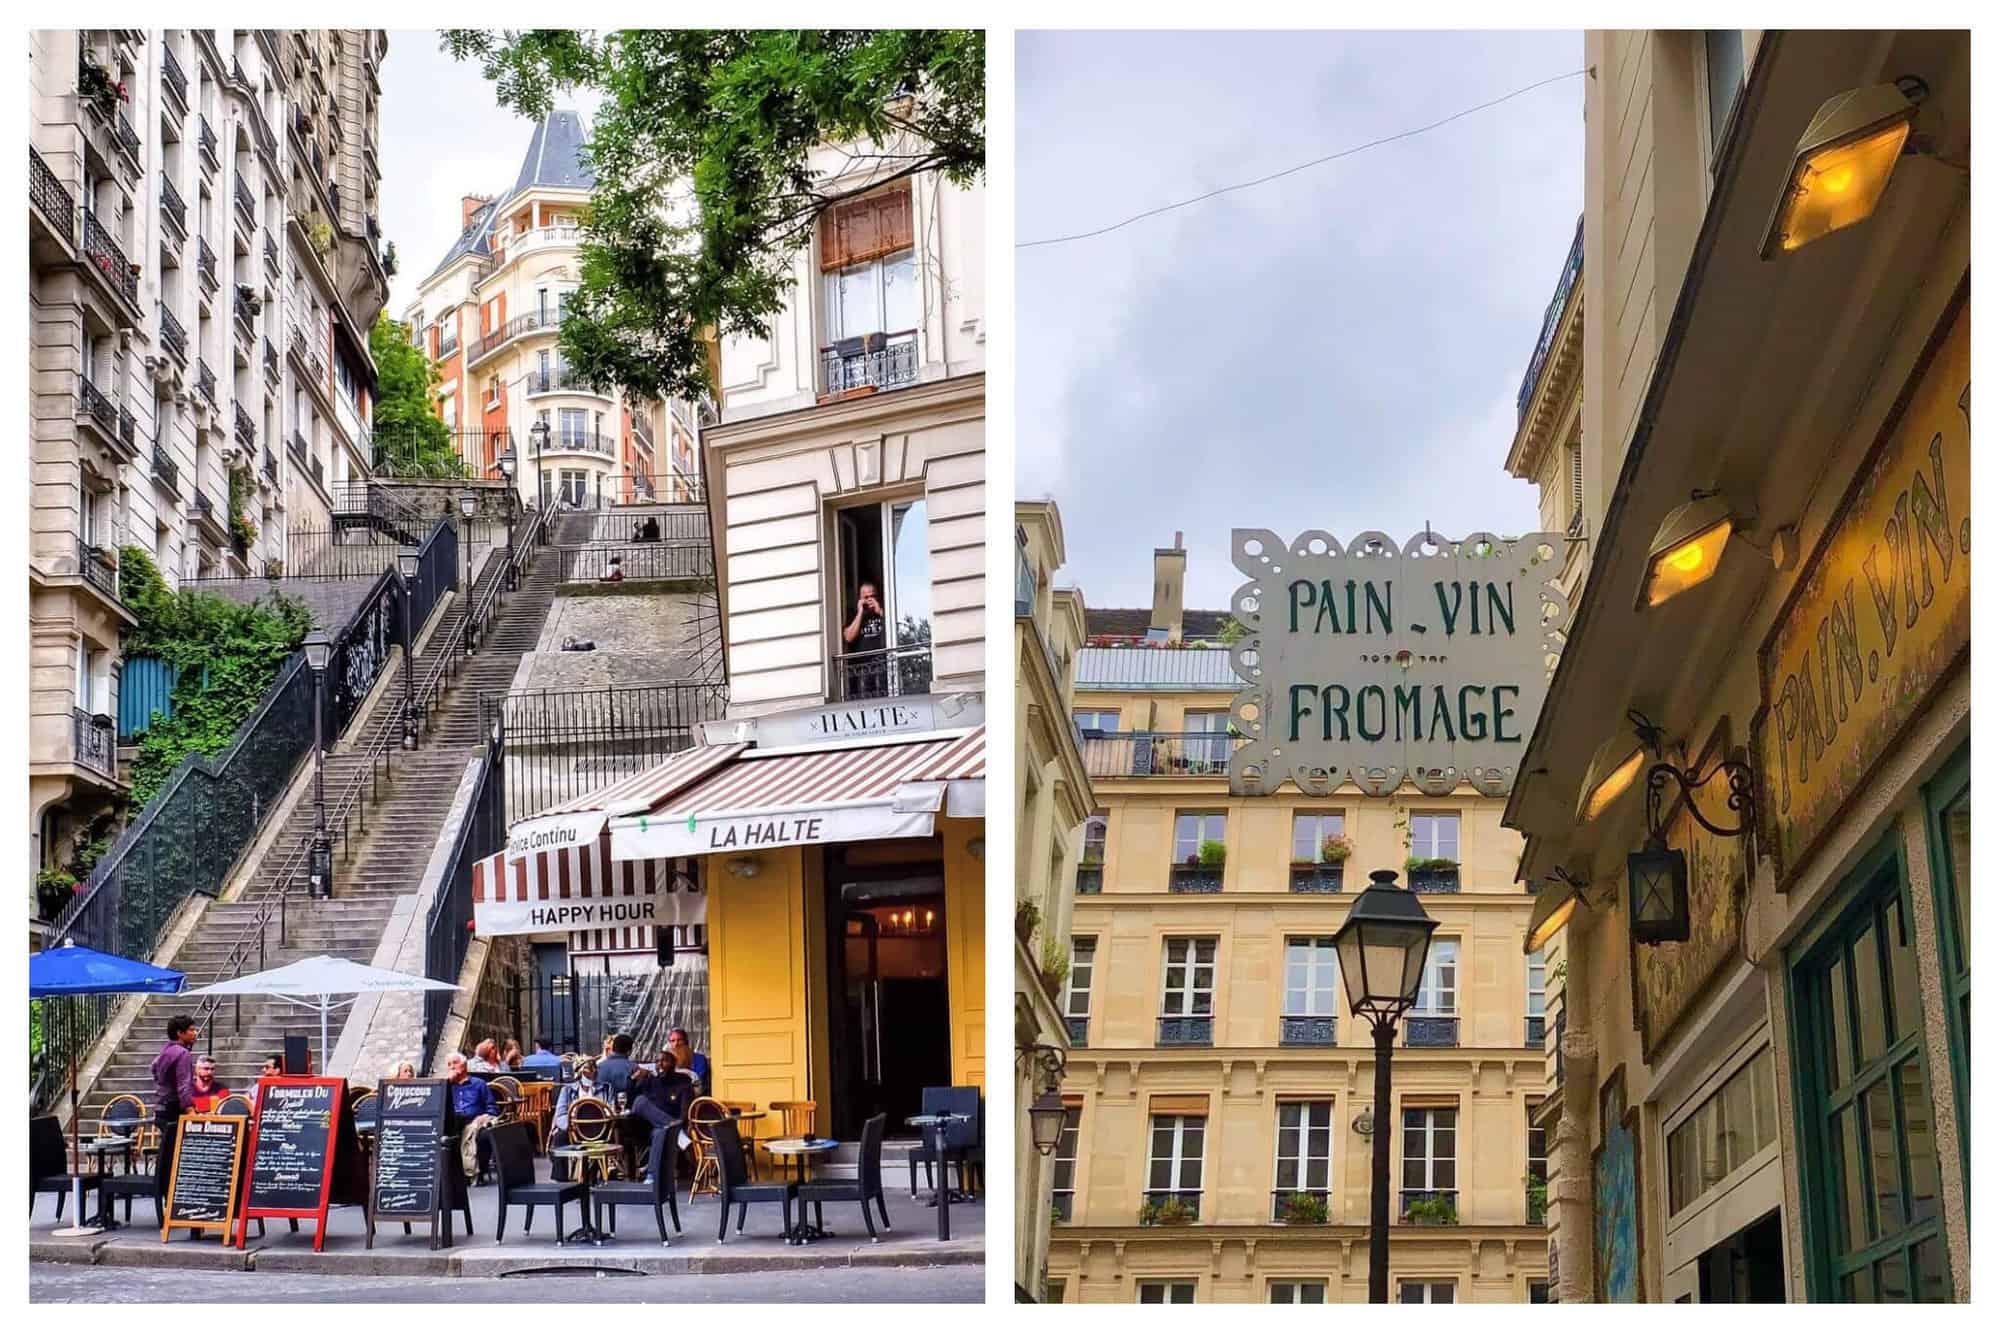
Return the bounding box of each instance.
[34,868,78,924]
[1405,1195,1459,1226]
[1038,936,1070,1002]
[1197,840,1227,869]
[1139,1196,1195,1227]
[1405,856,1460,891]
[1014,897,1041,947]
[1279,1191,1330,1225]
[78,54,122,115]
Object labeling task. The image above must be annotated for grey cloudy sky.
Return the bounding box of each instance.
[379,32,601,319]
[1017,30,1583,612]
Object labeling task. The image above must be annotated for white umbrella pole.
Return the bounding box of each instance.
[53,1044,101,1238]
[320,996,329,1075]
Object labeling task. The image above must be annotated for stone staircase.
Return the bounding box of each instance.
[75,528,566,1127]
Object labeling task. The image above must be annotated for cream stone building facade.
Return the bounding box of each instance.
[1503,28,1970,1303]
[403,110,697,509]
[1046,540,1550,1303]
[28,27,387,893]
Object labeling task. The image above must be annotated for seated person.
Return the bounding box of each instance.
[548,1058,609,1181]
[520,1037,563,1073]
[667,1028,711,1094]
[444,1052,499,1183]
[631,1052,694,1130]
[189,1055,230,1112]
[467,1039,501,1073]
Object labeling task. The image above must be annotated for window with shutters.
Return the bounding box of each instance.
[817,184,918,393]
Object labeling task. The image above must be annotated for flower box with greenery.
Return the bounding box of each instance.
[1138,1195,1196,1227]
[1279,1191,1330,1225]
[34,868,78,923]
[1404,1195,1460,1226]
[1320,833,1354,863]
[1197,840,1227,868]
[1405,856,1461,893]
[227,465,257,552]
[1014,897,1040,946]
[1038,935,1070,1001]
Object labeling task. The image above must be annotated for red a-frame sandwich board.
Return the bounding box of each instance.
[234,1076,346,1251]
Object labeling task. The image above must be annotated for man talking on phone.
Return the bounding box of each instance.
[841,579,888,698]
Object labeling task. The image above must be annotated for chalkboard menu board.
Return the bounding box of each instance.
[371,1080,447,1222]
[237,1076,347,1251]
[163,1114,246,1241]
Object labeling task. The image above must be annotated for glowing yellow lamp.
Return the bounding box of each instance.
[1762,82,1921,259]
[1575,733,1649,823]
[1638,492,1736,608]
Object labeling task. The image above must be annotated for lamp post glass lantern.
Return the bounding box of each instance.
[396,551,420,750]
[302,631,333,898]
[529,419,549,507]
[1332,868,1438,1303]
[458,490,478,651]
[494,448,518,589]
[1028,1089,1067,1158]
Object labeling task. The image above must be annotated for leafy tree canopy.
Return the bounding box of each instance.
[440,28,985,403]
[369,313,467,478]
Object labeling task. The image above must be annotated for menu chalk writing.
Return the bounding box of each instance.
[245,1079,337,1213]
[371,1079,448,1222]
[163,1115,245,1239]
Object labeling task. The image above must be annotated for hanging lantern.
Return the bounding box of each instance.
[1627,834,1690,944]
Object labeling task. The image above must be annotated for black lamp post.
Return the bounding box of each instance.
[396,550,420,751]
[458,489,478,653]
[494,446,519,591]
[529,419,549,510]
[1333,868,1439,1303]
[303,630,334,900]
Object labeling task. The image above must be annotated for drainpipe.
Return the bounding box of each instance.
[1548,912,1600,1304]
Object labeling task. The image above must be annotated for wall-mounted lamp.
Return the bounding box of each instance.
[723,855,761,879]
[1762,77,1934,259]
[1014,1042,1070,1156]
[1575,731,1649,823]
[1624,713,1758,945]
[1350,1106,1375,1139]
[1525,866,1592,955]
[1637,490,1794,610]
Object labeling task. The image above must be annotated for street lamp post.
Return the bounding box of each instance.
[1333,867,1439,1303]
[494,446,519,591]
[529,419,549,510]
[396,551,420,750]
[303,631,334,899]
[458,489,479,653]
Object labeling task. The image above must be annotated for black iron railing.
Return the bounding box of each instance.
[1404,1016,1459,1048]
[193,490,215,524]
[197,236,218,291]
[436,328,458,357]
[289,430,309,464]
[77,377,117,435]
[603,472,705,507]
[71,704,116,776]
[1065,1017,1088,1046]
[151,443,179,491]
[233,174,256,230]
[423,722,506,1068]
[233,290,256,340]
[830,644,934,702]
[159,301,188,364]
[1081,731,1241,778]
[262,448,277,484]
[30,147,75,241]
[233,401,255,448]
[159,172,187,236]
[1409,868,1461,894]
[543,430,615,459]
[1280,1015,1336,1046]
[818,330,918,395]
[76,538,119,604]
[264,233,279,277]
[1290,864,1345,893]
[554,541,714,583]
[114,109,140,169]
[278,526,400,581]
[1401,1188,1460,1223]
[196,359,217,407]
[1271,1188,1333,1223]
[82,212,138,304]
[575,507,710,545]
[1157,1015,1214,1047]
[1517,214,1584,422]
[1075,865,1103,895]
[120,406,136,451]
[526,362,607,397]
[263,336,279,379]
[162,43,188,109]
[198,114,219,171]
[480,679,728,825]
[1169,865,1223,893]
[322,568,401,748]
[1139,1189,1202,1222]
[1526,1014,1546,1047]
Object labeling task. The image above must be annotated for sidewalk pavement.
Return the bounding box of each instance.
[29,1174,983,1281]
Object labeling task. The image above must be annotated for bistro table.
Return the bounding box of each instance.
[763,1137,838,1244]
[549,1143,622,1245]
[82,1136,137,1229]
[905,1113,972,1242]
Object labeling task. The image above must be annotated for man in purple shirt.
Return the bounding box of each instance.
[150,1015,199,1202]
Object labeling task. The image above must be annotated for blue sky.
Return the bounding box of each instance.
[1017,29,1584,610]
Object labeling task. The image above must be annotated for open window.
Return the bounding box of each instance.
[817,185,918,396]
[832,496,931,700]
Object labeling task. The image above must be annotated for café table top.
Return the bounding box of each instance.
[905,1113,971,1127]
[764,1137,838,1156]
[549,1143,623,1158]
[86,1136,136,1150]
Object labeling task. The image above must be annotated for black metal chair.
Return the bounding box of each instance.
[590,1122,683,1244]
[798,1112,891,1240]
[712,1120,795,1242]
[30,1115,102,1221]
[907,1086,982,1197]
[490,1119,584,1243]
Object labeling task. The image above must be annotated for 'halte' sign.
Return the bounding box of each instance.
[1225,528,1567,796]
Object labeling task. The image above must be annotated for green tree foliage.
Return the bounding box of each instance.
[368,313,467,478]
[440,28,985,403]
[118,546,313,807]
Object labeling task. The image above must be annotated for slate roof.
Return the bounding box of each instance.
[422,110,595,284]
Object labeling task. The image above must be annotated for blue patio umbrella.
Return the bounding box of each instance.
[30,941,185,1236]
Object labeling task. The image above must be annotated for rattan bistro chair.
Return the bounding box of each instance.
[566,1096,620,1182]
[686,1097,728,1201]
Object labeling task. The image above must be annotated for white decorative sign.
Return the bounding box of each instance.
[1225,529,1569,796]
[610,804,937,860]
[697,692,983,750]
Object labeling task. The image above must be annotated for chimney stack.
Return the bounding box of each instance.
[1152,533,1187,642]
[461,194,490,229]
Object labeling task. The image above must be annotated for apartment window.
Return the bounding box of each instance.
[1415,939,1460,1015]
[486,376,499,407]
[1136,1281,1195,1304]
[1269,1281,1326,1304]
[1160,938,1216,1018]
[1172,812,1225,864]
[558,407,588,447]
[1666,1044,1778,1215]
[1050,1105,1081,1223]
[1044,1279,1066,1304]
[1529,1280,1552,1304]
[1081,813,1107,864]
[558,469,586,506]
[1182,708,1231,769]
[1403,1108,1457,1200]
[1527,947,1548,1045]
[1399,1280,1456,1304]
[833,497,932,700]
[536,347,552,385]
[1073,709,1119,735]
[1066,938,1096,1023]
[1272,1101,1333,1213]
[1282,936,1339,1020]
[1528,1107,1549,1220]
[1408,812,1459,863]
[818,185,916,343]
[1703,30,1748,152]
[1146,1114,1205,1208]
[1292,810,1346,863]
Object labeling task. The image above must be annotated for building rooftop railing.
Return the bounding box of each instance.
[1081,730,1242,779]
[1516,213,1584,422]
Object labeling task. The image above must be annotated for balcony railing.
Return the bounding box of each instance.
[263,337,279,380]
[818,329,918,396]
[1289,864,1345,893]
[526,363,607,397]
[120,406,137,451]
[159,173,187,238]
[468,307,561,363]
[1409,867,1461,894]
[1525,1014,1546,1047]
[544,430,615,459]
[1400,1188,1460,1224]
[264,233,279,277]
[196,359,217,408]
[76,537,119,603]
[830,644,934,703]
[233,291,257,340]
[1080,730,1241,778]
[162,43,189,110]
[151,443,179,491]
[1168,865,1223,894]
[233,402,255,448]
[198,115,219,172]
[81,212,138,306]
[553,541,714,583]
[30,147,76,242]
[114,110,141,172]
[1075,864,1103,895]
[196,236,218,292]
[289,430,309,463]
[1139,1190,1202,1223]
[1516,214,1584,422]
[1404,1016,1459,1048]
[262,447,277,484]
[159,302,188,364]
[71,707,117,780]
[193,490,215,524]
[1065,1017,1088,1047]
[1279,1016,1336,1046]
[1271,1188,1332,1224]
[77,378,117,436]
[1157,1015,1213,1047]
[436,329,458,358]
[233,175,257,232]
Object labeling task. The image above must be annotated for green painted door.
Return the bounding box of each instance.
[1921,748,1970,1204]
[1789,841,1952,1300]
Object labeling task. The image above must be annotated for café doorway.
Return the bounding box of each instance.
[822,840,952,1140]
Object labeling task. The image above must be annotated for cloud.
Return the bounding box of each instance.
[1018,30,1583,609]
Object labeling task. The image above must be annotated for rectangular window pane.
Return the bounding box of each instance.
[1704,30,1746,149]
[1853,922,1889,1067]
[880,249,917,332]
[1897,1059,1941,1224]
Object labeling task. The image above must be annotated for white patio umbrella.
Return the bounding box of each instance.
[183,955,457,1072]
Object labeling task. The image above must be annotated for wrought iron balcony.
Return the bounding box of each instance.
[264,233,279,277]
[818,329,918,396]
[1138,1189,1202,1223]
[1075,864,1103,895]
[525,362,607,397]
[1400,1188,1460,1224]
[196,236,218,292]
[1065,1017,1088,1047]
[196,359,217,408]
[1516,214,1584,423]
[150,443,179,491]
[263,337,279,379]
[76,536,119,603]
[193,489,215,521]
[81,212,139,306]
[198,114,219,173]
[289,430,309,463]
[233,175,256,232]
[233,290,257,340]
[1157,1015,1213,1047]
[113,110,141,172]
[1080,730,1241,778]
[468,307,561,363]
[1289,864,1345,893]
[77,377,115,436]
[1050,1192,1074,1224]
[830,644,934,703]
[159,173,187,239]
[162,44,189,111]
[1279,1016,1336,1046]
[1566,507,1585,540]
[1168,865,1223,894]
[1409,867,1461,894]
[1271,1188,1333,1223]
[30,147,76,243]
[543,430,614,459]
[1525,1015,1546,1047]
[233,401,255,448]
[158,302,188,364]
[120,406,136,451]
[1404,1016,1459,1048]
[71,706,117,780]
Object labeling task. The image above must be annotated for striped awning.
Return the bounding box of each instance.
[610,726,986,861]
[469,836,704,940]
[503,742,748,856]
